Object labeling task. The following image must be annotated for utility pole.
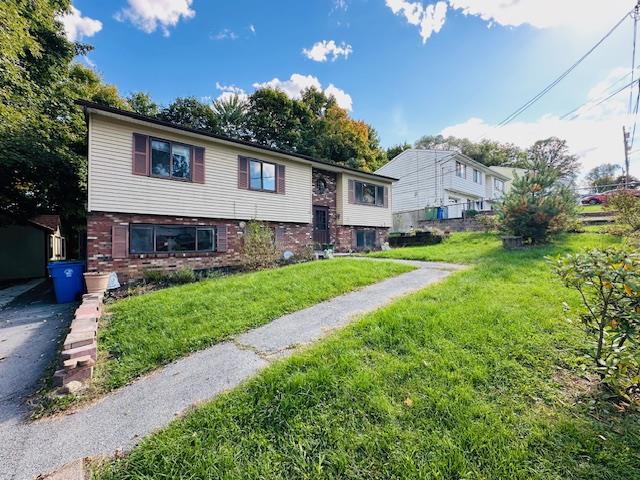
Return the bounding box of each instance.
[623,126,631,188]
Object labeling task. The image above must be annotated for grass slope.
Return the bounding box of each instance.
[97,259,414,391]
[96,234,640,480]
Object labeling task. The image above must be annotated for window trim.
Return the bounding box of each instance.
[149,137,194,182]
[248,158,277,193]
[473,169,482,184]
[129,224,216,255]
[455,161,466,178]
[353,180,385,207]
[494,178,505,193]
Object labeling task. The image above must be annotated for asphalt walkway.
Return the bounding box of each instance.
[0,259,464,480]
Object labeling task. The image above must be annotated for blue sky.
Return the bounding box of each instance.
[61,0,639,177]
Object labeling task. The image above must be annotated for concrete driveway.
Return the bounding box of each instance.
[0,281,75,426]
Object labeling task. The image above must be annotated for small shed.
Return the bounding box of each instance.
[0,215,66,281]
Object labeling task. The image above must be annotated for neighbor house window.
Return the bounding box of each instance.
[356,229,376,249]
[249,159,276,191]
[129,225,215,254]
[473,169,482,184]
[151,139,192,180]
[455,161,466,178]
[494,178,505,192]
[355,181,384,206]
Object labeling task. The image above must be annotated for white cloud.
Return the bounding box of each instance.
[215,82,248,102]
[303,40,353,62]
[439,68,639,177]
[212,28,238,40]
[249,24,256,34]
[115,0,195,37]
[324,84,353,111]
[448,0,632,31]
[58,6,102,42]
[385,0,448,43]
[386,0,633,44]
[252,73,353,111]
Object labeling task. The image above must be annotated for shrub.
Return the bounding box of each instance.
[241,221,280,271]
[170,266,197,284]
[606,191,640,233]
[476,213,500,232]
[551,249,640,399]
[143,269,169,284]
[497,160,576,244]
[463,209,479,218]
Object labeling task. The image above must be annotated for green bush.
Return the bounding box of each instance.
[143,269,169,284]
[497,160,576,244]
[170,266,197,284]
[606,190,640,234]
[241,221,280,271]
[551,248,640,399]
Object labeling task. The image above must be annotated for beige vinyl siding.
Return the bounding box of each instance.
[337,173,392,227]
[88,114,312,223]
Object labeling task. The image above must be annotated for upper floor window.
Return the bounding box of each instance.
[249,159,276,192]
[151,139,192,180]
[355,181,384,206]
[494,178,505,192]
[473,169,482,184]
[455,161,466,178]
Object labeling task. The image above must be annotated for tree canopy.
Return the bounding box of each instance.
[586,164,623,192]
[414,135,527,167]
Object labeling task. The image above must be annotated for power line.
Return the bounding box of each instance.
[497,10,632,128]
[559,67,640,120]
[561,77,639,121]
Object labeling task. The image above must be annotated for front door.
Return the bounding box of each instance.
[313,206,329,247]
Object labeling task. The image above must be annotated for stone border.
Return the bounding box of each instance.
[53,293,103,389]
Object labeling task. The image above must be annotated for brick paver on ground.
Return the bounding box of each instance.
[0,259,464,480]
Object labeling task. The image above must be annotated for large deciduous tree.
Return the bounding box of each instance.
[158,97,219,132]
[586,163,622,192]
[414,135,526,167]
[0,0,126,234]
[526,137,580,179]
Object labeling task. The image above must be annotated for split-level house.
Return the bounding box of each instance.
[375,149,510,219]
[79,101,395,281]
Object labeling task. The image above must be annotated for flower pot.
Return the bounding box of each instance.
[84,272,111,294]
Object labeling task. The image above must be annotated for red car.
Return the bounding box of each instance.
[581,189,640,205]
[581,193,607,205]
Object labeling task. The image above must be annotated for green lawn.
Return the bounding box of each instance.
[96,259,414,391]
[95,233,640,480]
[578,204,605,213]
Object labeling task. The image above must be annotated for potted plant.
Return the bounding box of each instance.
[84,271,111,294]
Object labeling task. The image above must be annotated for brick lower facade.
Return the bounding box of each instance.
[86,212,312,282]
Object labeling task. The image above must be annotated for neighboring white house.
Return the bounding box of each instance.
[375,149,511,219]
[488,166,528,192]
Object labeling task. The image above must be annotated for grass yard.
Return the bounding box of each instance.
[96,259,414,392]
[95,233,640,480]
[578,204,605,213]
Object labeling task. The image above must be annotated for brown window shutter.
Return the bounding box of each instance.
[383,186,389,208]
[275,226,285,248]
[193,146,205,183]
[276,164,286,194]
[132,134,149,176]
[348,179,355,204]
[216,225,228,252]
[112,225,128,258]
[238,156,248,189]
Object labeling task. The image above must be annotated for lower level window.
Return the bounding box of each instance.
[130,225,216,254]
[356,229,376,249]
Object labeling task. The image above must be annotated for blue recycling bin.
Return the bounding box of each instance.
[48,260,85,304]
